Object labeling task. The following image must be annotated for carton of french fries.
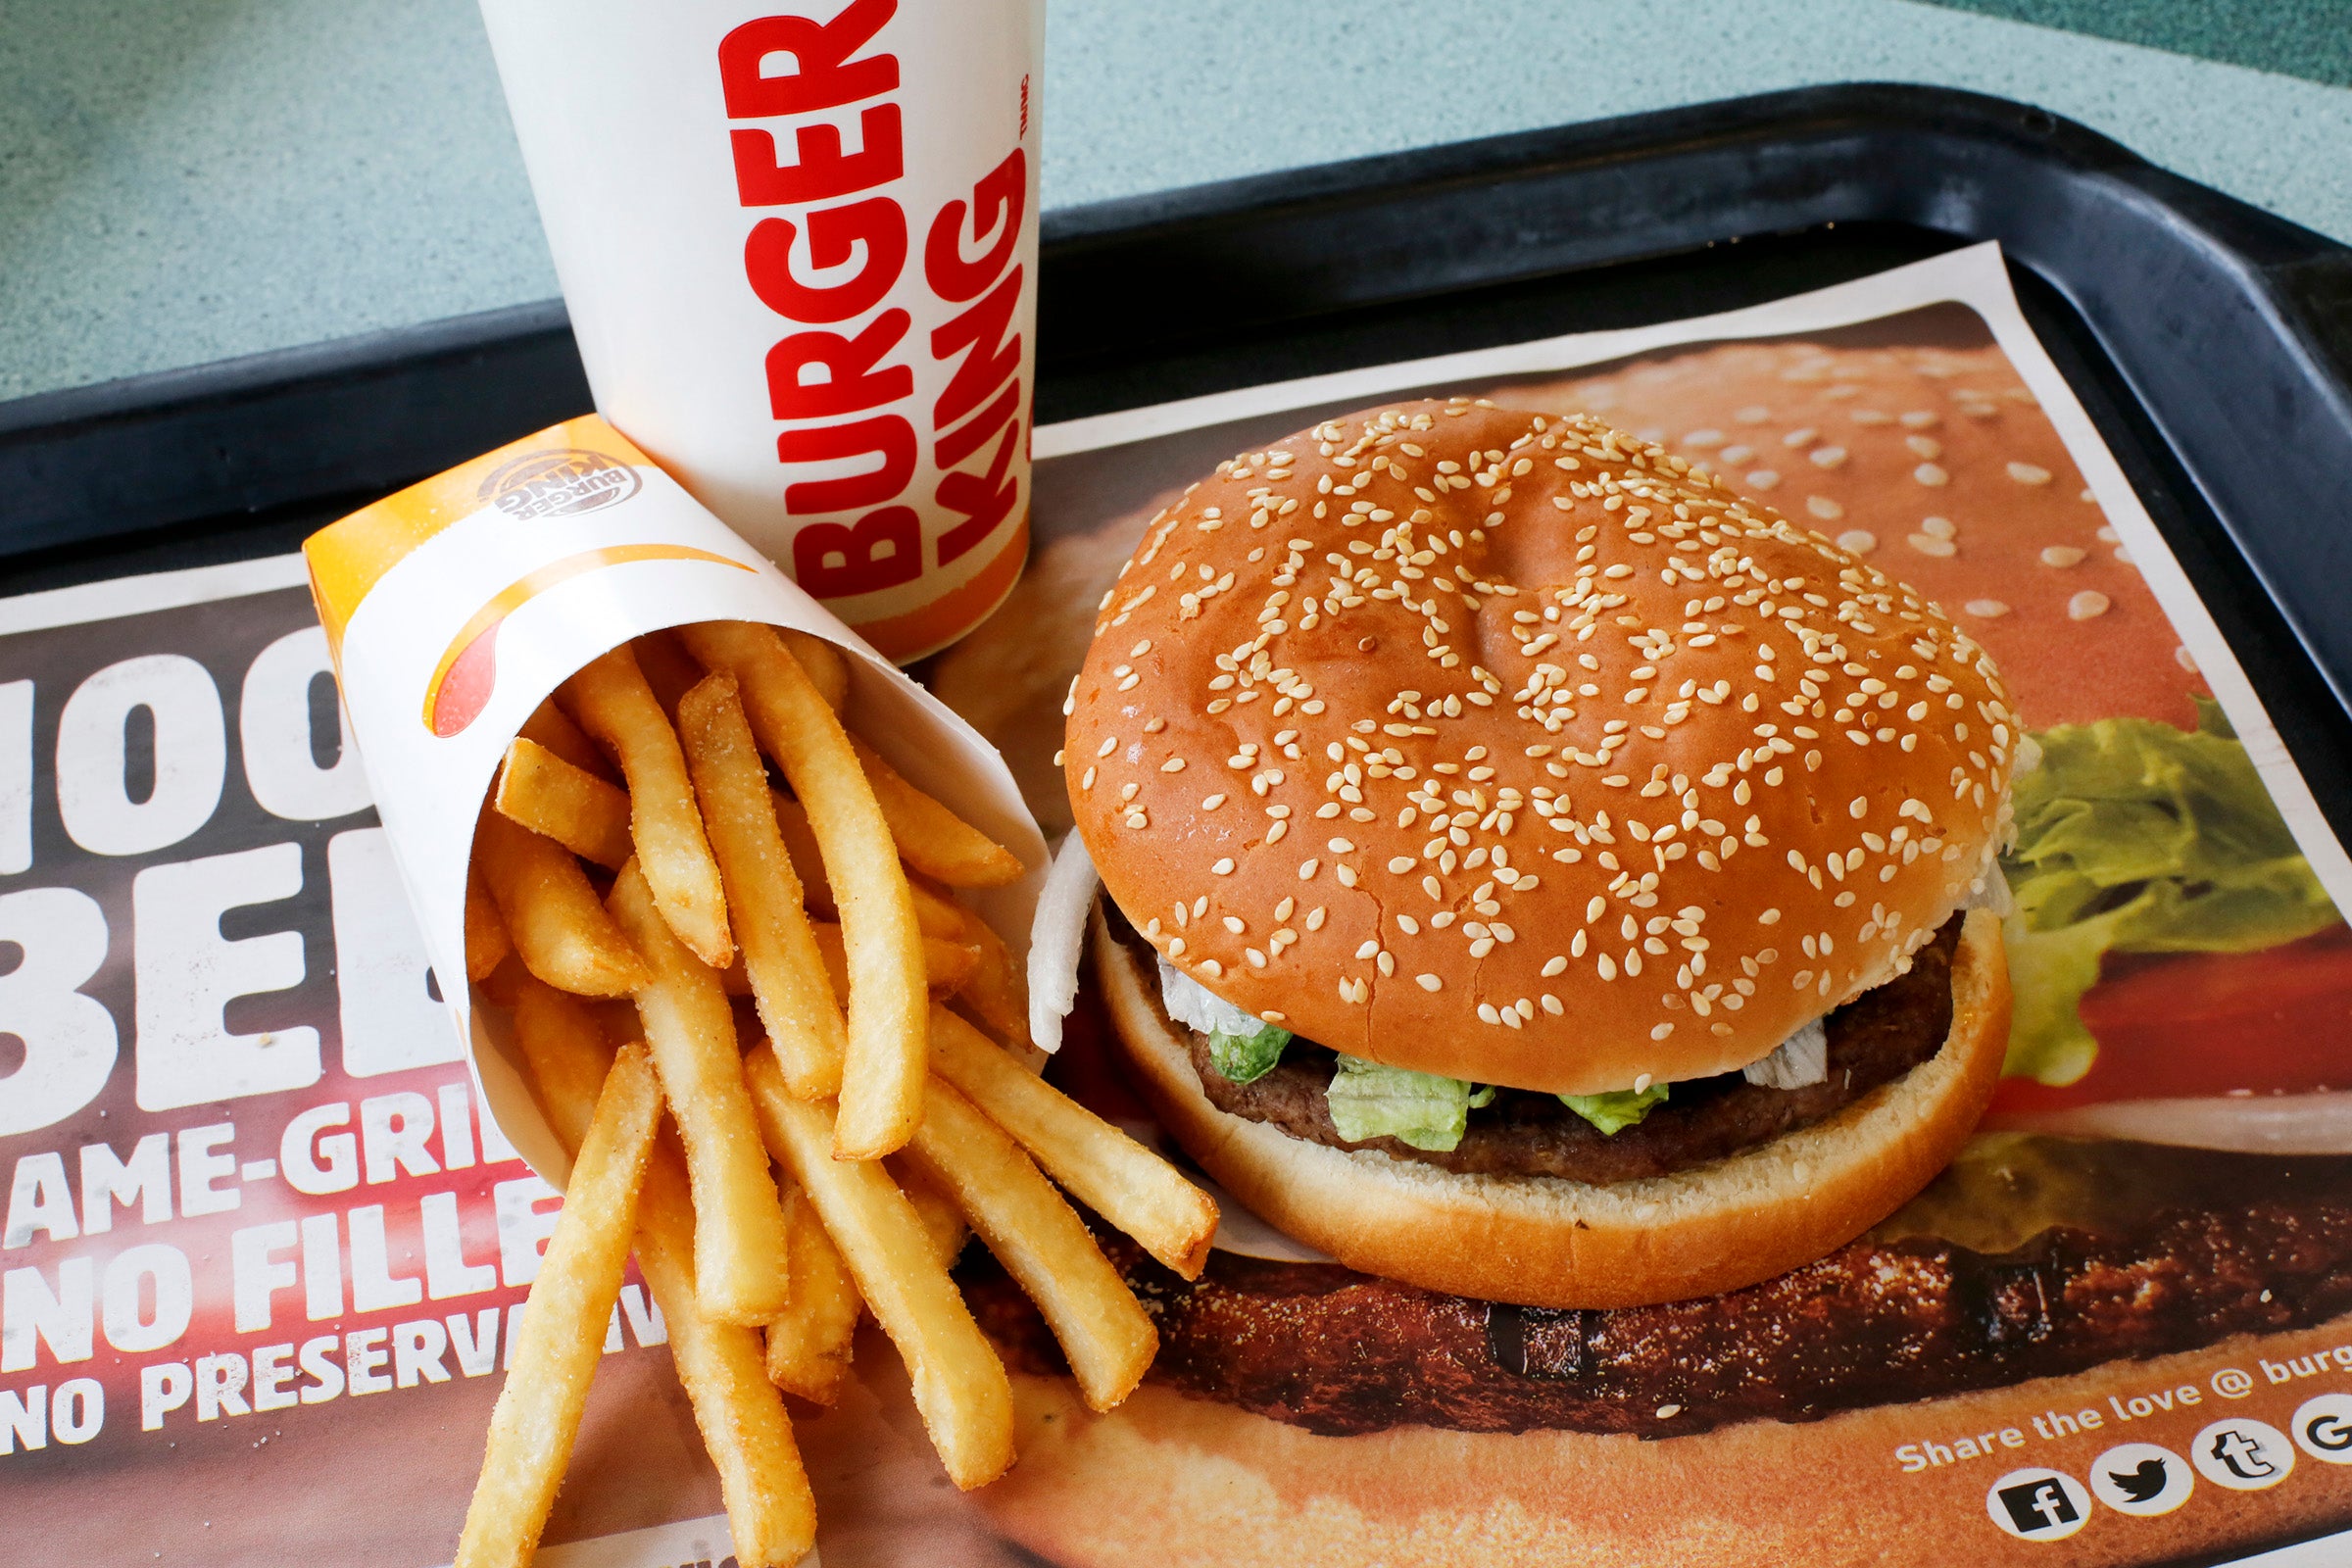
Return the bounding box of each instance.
[304,416,1217,1568]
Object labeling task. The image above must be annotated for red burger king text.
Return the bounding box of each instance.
[719,0,1030,602]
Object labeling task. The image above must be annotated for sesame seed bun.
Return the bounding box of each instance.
[1064,400,2017,1095]
[1095,906,2010,1308]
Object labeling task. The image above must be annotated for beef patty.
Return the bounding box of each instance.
[1138,911,1963,1184]
[960,1141,2352,1438]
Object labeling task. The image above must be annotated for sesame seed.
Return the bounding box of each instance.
[1963,599,2009,617]
[1633,1073,1653,1092]
[2007,462,2053,485]
[2040,546,2084,567]
[1417,973,1443,992]
[1913,464,1948,487]
[2068,590,2111,620]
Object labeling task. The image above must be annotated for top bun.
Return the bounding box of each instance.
[1063,399,2015,1095]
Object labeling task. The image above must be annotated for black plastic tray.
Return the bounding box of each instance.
[4,81,2350,851]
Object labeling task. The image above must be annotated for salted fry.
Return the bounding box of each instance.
[888,1154,970,1267]
[766,791,832,908]
[847,735,1026,889]
[763,1185,860,1405]
[906,1077,1157,1413]
[455,1042,662,1568]
[948,906,1029,1045]
[904,876,972,942]
[560,647,733,967]
[808,922,980,996]
[465,862,512,982]
[779,627,849,712]
[497,736,634,870]
[678,672,848,1102]
[609,861,791,1323]
[474,809,649,997]
[518,697,612,779]
[772,792,967,939]
[631,627,707,717]
[748,1046,1015,1489]
[680,620,924,1159]
[511,981,815,1568]
[928,1006,1219,1279]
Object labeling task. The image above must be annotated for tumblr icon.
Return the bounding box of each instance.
[1987,1468,2093,1541]
[2191,1418,2296,1491]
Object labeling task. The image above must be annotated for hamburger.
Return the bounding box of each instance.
[1052,397,2016,1308]
[952,338,2352,1568]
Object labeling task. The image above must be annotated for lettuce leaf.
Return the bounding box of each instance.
[1559,1084,1671,1135]
[2000,705,2339,1084]
[1208,1021,1291,1085]
[1326,1056,1494,1151]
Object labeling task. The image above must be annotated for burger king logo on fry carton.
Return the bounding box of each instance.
[478,446,643,519]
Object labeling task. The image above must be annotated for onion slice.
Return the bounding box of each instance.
[1743,1017,1829,1089]
[1026,832,1101,1053]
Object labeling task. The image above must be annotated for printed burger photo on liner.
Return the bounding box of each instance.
[928,296,2352,1564]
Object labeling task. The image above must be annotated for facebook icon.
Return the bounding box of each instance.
[1987,1469,2092,1541]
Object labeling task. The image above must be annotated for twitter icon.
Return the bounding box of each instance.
[2091,1443,2194,1516]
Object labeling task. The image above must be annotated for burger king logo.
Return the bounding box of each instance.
[476,446,643,519]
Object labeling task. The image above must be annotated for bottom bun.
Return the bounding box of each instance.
[974,1315,2352,1568]
[1097,906,2011,1308]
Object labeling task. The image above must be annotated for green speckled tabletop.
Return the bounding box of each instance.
[2,0,2349,405]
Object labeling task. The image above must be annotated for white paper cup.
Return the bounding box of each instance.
[479,0,1045,662]
[307,414,1047,1178]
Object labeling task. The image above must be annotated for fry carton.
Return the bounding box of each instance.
[305,414,1047,1179]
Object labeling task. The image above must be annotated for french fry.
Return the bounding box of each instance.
[904,877,972,943]
[747,1046,1015,1490]
[455,1042,662,1568]
[518,697,612,780]
[560,647,733,967]
[906,1078,1157,1413]
[466,862,512,983]
[608,861,791,1324]
[677,672,848,1102]
[888,1153,970,1267]
[511,981,815,1568]
[763,1185,860,1406]
[846,736,1026,889]
[679,621,924,1159]
[928,1006,1219,1279]
[780,627,849,712]
[948,906,1028,1045]
[496,736,634,870]
[772,792,968,940]
[631,627,708,717]
[474,809,649,997]
[808,922,980,996]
